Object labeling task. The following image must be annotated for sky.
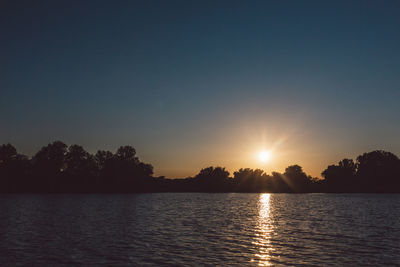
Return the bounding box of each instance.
[1,0,400,178]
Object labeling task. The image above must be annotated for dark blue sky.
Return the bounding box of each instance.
[1,0,400,177]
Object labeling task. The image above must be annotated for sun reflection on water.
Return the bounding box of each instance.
[252,193,274,266]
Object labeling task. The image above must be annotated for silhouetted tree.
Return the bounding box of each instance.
[115,146,138,162]
[0,144,30,192]
[195,166,232,192]
[1,141,400,193]
[113,146,153,185]
[0,144,17,163]
[95,150,113,172]
[195,166,229,181]
[233,168,267,192]
[31,141,68,192]
[268,171,291,193]
[64,145,98,192]
[93,146,153,192]
[356,150,400,192]
[321,159,356,192]
[280,165,312,192]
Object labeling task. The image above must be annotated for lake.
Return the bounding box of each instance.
[0,194,399,266]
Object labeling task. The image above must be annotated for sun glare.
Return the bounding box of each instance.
[258,150,272,163]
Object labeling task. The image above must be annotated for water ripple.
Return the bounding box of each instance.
[0,193,399,266]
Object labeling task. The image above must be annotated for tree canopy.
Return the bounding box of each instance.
[0,142,399,193]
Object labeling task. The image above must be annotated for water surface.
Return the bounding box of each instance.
[0,194,399,266]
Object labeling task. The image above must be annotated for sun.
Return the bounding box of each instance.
[258,150,272,163]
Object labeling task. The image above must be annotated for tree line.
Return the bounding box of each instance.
[0,141,399,193]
